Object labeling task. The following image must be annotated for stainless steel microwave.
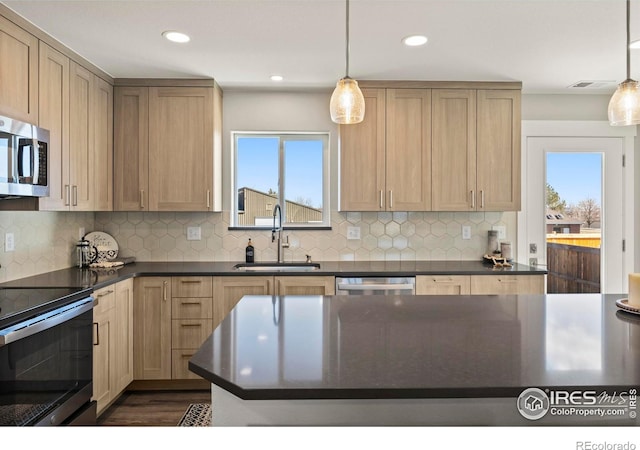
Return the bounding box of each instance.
[0,115,49,198]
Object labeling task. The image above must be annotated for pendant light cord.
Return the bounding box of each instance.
[345,0,350,78]
[627,0,631,80]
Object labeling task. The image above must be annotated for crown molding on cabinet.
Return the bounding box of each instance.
[358,80,522,90]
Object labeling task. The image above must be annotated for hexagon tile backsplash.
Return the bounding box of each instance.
[0,211,94,283]
[94,210,516,264]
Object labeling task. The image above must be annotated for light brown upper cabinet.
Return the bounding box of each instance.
[432,89,521,211]
[476,90,521,211]
[114,81,222,212]
[340,88,431,211]
[39,45,113,211]
[431,89,477,211]
[0,16,38,123]
[340,81,521,212]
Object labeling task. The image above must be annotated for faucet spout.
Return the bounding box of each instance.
[272,204,284,263]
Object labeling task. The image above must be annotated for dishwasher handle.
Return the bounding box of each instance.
[336,283,415,291]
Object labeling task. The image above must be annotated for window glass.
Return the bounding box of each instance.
[233,133,328,228]
[284,139,323,224]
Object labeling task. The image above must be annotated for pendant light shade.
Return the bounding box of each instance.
[330,77,365,124]
[608,0,640,126]
[330,0,365,124]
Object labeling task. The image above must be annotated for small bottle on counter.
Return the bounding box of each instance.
[245,238,254,263]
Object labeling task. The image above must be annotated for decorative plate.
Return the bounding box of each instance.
[615,298,640,316]
[84,231,119,263]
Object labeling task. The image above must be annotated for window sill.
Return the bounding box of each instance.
[228,226,332,231]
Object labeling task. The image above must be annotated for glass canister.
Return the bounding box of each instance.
[487,230,499,255]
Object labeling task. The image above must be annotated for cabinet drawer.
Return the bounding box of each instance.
[470,275,544,295]
[172,297,213,319]
[416,275,471,295]
[172,277,212,297]
[171,319,213,349]
[171,349,201,380]
[93,286,116,314]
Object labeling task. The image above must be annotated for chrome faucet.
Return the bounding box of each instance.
[272,204,289,263]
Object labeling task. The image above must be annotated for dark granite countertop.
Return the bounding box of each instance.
[189,293,640,401]
[0,260,546,290]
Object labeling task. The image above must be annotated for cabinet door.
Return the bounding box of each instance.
[69,61,94,211]
[0,16,38,123]
[385,89,431,211]
[93,76,113,211]
[114,86,148,211]
[432,89,477,211]
[339,88,386,211]
[275,276,335,295]
[476,90,521,211]
[416,275,471,295]
[114,279,134,394]
[133,277,172,380]
[148,87,213,211]
[92,286,116,416]
[38,42,70,211]
[470,275,545,295]
[212,276,272,328]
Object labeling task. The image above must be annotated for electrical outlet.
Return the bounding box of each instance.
[186,226,201,241]
[347,226,361,240]
[529,257,538,267]
[492,225,506,240]
[5,233,14,252]
[462,225,471,240]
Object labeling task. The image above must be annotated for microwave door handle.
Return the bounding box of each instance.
[17,138,34,181]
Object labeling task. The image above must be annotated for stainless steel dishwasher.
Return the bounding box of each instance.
[335,277,416,295]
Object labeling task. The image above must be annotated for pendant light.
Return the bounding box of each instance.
[330,0,365,124]
[608,0,640,126]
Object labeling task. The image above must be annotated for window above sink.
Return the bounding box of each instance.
[231,132,330,229]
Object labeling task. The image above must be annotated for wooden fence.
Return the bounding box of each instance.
[546,243,600,293]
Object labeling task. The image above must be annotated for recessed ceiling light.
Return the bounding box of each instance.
[631,39,640,49]
[402,35,428,47]
[162,30,190,43]
[270,75,284,82]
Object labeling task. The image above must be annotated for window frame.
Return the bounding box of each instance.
[230,131,331,229]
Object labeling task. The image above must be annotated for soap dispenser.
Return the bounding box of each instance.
[245,238,254,263]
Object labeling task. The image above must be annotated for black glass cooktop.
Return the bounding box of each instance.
[0,287,92,329]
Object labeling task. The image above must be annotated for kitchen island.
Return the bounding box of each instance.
[189,293,640,426]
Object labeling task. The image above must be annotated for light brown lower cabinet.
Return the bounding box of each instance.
[469,274,545,295]
[416,275,471,295]
[171,277,214,380]
[133,277,172,380]
[212,275,336,327]
[93,279,133,417]
[416,274,545,295]
[92,286,115,416]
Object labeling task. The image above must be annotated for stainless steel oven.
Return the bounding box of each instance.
[0,288,94,426]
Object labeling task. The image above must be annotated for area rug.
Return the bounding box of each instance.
[177,403,211,426]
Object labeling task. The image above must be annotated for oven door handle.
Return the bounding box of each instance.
[0,297,94,347]
[336,283,415,291]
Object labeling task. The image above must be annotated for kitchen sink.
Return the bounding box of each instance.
[233,262,321,272]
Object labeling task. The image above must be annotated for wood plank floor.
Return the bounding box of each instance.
[96,390,210,426]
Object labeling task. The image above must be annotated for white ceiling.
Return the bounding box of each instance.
[3,0,638,94]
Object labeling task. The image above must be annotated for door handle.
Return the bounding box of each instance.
[64,185,70,206]
[470,190,475,209]
[140,189,145,209]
